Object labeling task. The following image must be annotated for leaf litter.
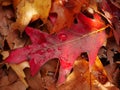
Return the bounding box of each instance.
[0,0,120,90]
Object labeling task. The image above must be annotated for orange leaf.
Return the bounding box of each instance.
[49,0,89,33]
[58,57,118,89]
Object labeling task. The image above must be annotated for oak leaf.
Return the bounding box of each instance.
[5,13,106,85]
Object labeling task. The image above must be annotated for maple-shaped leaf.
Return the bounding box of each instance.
[49,0,88,33]
[5,13,106,85]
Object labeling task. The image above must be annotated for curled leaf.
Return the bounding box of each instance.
[49,0,89,33]
[12,0,51,32]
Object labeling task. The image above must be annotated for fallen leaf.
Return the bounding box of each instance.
[71,13,105,33]
[12,0,51,32]
[0,81,27,90]
[40,59,58,90]
[0,6,14,35]
[1,0,12,6]
[0,76,10,87]
[0,5,27,50]
[25,69,44,90]
[100,0,120,45]
[8,68,18,84]
[58,57,119,90]
[10,61,30,88]
[6,30,28,49]
[42,76,56,90]
[5,12,106,85]
[110,0,120,9]
[2,51,30,88]
[0,6,14,49]
[40,59,58,78]
[49,0,89,33]
[91,57,108,84]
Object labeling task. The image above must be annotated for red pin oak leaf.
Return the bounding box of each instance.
[5,13,106,85]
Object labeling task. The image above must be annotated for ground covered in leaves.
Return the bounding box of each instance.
[0,0,120,90]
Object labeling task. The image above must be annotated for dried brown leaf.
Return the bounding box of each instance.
[25,69,44,90]
[6,30,28,49]
[8,68,18,83]
[0,76,10,87]
[0,6,14,49]
[0,81,26,90]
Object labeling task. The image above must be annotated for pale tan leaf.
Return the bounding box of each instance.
[10,61,30,88]
[12,0,51,32]
[1,51,30,88]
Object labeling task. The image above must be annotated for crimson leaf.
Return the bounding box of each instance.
[5,13,106,85]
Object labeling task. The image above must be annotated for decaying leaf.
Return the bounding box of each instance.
[12,0,51,32]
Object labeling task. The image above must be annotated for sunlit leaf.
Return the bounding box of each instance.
[12,0,51,32]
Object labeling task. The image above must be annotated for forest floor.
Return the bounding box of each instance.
[0,0,120,90]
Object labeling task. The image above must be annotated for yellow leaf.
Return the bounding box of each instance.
[12,0,51,31]
[1,51,30,88]
[10,61,30,88]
